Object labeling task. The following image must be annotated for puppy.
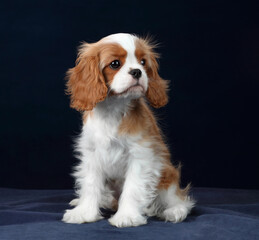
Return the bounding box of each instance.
[62,33,194,227]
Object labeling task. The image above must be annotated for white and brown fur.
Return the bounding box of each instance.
[62,33,194,227]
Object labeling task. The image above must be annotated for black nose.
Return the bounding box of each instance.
[129,69,142,79]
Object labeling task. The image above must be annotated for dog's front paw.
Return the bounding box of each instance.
[163,204,188,223]
[108,212,147,228]
[62,206,103,224]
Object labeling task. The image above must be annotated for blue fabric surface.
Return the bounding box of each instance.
[0,188,259,240]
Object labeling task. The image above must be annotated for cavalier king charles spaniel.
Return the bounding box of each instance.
[62,33,194,227]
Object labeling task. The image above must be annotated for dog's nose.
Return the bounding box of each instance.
[129,69,142,79]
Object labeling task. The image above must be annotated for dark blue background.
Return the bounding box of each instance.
[0,1,258,189]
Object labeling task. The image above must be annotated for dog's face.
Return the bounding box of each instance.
[66,33,168,111]
[102,37,148,99]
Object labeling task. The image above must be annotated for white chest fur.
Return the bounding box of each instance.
[75,98,135,180]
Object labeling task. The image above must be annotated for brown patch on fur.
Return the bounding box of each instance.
[101,44,127,89]
[65,42,127,111]
[118,98,189,199]
[119,99,176,187]
[159,162,191,200]
[135,38,169,108]
[118,98,161,137]
[158,162,180,190]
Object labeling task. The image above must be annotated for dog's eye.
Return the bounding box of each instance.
[140,59,146,66]
[110,60,121,69]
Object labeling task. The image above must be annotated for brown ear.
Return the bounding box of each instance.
[65,43,108,111]
[146,55,169,108]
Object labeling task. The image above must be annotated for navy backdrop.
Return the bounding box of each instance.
[0,1,258,189]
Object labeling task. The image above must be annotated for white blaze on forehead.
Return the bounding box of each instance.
[102,33,137,55]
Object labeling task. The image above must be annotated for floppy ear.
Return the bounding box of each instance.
[146,54,169,108]
[65,43,108,111]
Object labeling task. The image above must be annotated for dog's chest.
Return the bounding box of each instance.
[82,113,132,178]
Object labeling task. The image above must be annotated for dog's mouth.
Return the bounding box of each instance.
[117,84,145,96]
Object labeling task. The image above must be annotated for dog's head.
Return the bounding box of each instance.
[66,33,169,111]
